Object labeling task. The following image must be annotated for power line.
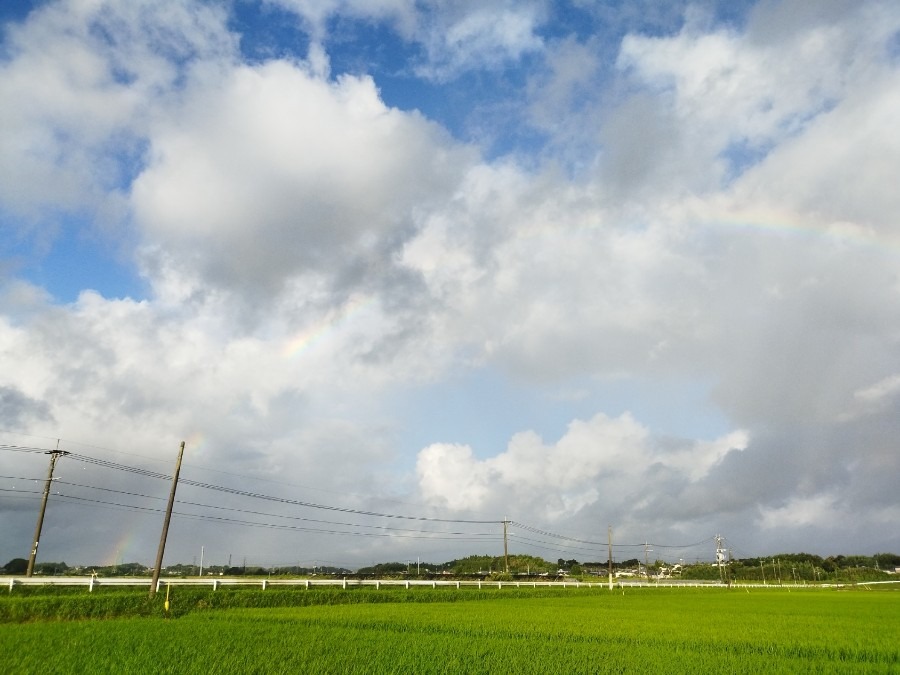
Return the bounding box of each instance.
[0,444,50,455]
[61,450,500,525]
[48,492,501,541]
[4,433,493,517]
[509,520,715,552]
[55,480,499,537]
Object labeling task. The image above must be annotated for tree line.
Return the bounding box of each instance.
[4,551,898,580]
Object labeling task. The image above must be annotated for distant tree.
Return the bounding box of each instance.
[34,561,68,575]
[3,558,28,574]
[874,553,900,568]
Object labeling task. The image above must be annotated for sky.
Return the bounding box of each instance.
[1,0,899,572]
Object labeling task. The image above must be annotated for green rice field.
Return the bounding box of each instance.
[1,586,897,673]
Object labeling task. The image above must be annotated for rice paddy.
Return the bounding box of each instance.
[1,585,897,673]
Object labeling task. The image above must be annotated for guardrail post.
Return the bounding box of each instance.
[376,581,380,590]
[262,579,267,590]
[305,579,309,589]
[405,580,409,589]
[477,581,481,589]
[89,576,94,592]
[342,578,347,589]
[212,579,218,591]
[456,581,460,589]
[8,578,14,592]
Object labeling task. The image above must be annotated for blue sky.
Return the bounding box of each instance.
[2,0,900,570]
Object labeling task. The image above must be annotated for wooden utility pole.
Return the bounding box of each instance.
[149,441,185,597]
[26,447,68,577]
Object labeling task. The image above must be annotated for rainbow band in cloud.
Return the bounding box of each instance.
[700,208,890,251]
[282,295,376,359]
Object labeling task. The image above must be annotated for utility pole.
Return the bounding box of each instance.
[644,542,652,583]
[503,518,509,573]
[149,441,185,597]
[608,525,613,591]
[715,535,727,584]
[26,446,68,577]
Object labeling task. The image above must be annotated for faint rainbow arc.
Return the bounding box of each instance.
[282,296,375,359]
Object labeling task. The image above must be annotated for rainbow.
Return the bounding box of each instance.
[105,531,139,567]
[282,295,375,359]
[681,199,898,255]
[102,432,207,566]
[184,431,207,455]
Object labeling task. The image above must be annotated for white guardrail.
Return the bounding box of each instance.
[6,576,895,592]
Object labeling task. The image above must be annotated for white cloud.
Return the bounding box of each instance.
[131,59,471,303]
[416,413,748,523]
[413,3,545,81]
[265,0,418,40]
[854,374,900,403]
[758,493,845,530]
[0,0,234,219]
[267,0,545,81]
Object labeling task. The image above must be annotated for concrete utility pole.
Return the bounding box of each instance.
[715,535,727,584]
[149,441,185,597]
[26,447,68,577]
[608,525,614,591]
[503,518,509,573]
[644,542,652,583]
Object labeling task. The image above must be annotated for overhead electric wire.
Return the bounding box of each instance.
[62,450,500,525]
[0,487,42,497]
[507,533,606,557]
[5,431,469,517]
[8,444,726,562]
[55,479,499,537]
[178,477,499,524]
[66,453,172,481]
[0,444,52,454]
[48,492,500,542]
[511,521,715,552]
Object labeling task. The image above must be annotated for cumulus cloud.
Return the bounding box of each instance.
[0,0,234,221]
[132,58,470,304]
[416,413,748,526]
